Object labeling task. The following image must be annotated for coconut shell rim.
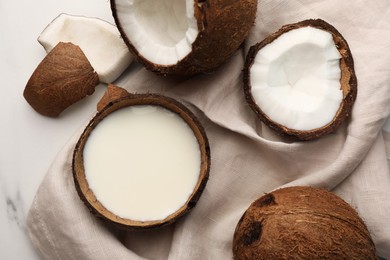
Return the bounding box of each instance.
[243,19,357,141]
[72,93,211,230]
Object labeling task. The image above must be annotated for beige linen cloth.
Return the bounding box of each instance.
[27,1,390,259]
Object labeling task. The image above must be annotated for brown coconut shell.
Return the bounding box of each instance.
[23,42,99,117]
[96,84,130,112]
[244,19,357,141]
[72,86,211,230]
[233,186,376,260]
[111,0,258,76]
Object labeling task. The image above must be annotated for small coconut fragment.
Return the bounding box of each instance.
[233,186,376,260]
[24,42,99,117]
[111,0,257,75]
[244,19,357,140]
[73,91,210,229]
[97,84,130,112]
[38,13,133,83]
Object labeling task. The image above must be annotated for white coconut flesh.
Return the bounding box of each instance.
[83,105,201,222]
[114,0,198,66]
[38,13,133,83]
[250,27,343,131]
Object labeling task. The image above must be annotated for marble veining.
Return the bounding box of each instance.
[6,191,26,229]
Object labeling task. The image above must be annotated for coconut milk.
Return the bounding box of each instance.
[83,105,201,221]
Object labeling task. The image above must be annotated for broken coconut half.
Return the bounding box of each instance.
[73,87,210,229]
[244,19,357,140]
[38,13,133,83]
[24,42,99,117]
[111,0,257,75]
[233,186,376,259]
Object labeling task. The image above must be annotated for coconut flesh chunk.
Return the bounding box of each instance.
[38,13,133,83]
[250,27,343,131]
[113,0,198,66]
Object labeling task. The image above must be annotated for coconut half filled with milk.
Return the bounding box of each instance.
[73,92,210,229]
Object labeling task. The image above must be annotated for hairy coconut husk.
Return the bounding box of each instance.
[233,186,376,259]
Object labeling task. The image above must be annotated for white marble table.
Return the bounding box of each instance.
[1,1,114,259]
[1,1,390,259]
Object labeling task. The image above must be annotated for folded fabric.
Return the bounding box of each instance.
[27,0,390,259]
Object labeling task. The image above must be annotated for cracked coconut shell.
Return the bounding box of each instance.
[111,0,258,75]
[244,19,357,141]
[23,42,99,117]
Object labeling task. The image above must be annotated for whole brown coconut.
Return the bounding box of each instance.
[73,88,210,230]
[244,19,357,141]
[111,0,257,75]
[233,186,376,259]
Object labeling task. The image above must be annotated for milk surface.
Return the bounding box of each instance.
[83,105,201,221]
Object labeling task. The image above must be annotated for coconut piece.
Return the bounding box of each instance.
[97,84,130,112]
[38,13,133,83]
[23,42,99,117]
[73,90,210,229]
[111,0,257,75]
[244,19,357,140]
[233,186,376,259]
